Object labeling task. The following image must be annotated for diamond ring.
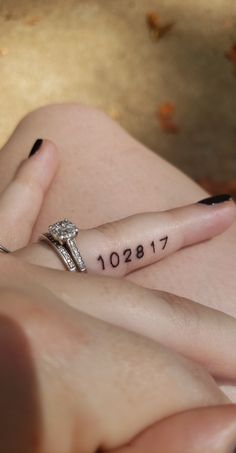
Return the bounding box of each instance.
[41,219,87,272]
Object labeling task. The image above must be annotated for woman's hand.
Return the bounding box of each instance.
[4,137,235,277]
[0,139,58,250]
[0,136,236,451]
[7,140,236,389]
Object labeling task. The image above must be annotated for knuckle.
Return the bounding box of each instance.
[160,291,201,334]
[101,275,140,298]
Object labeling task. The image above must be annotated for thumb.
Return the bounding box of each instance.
[112,405,236,453]
[0,139,59,250]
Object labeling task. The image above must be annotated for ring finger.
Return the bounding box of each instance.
[20,193,236,276]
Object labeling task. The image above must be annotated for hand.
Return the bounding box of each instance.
[13,176,236,383]
[0,263,229,452]
[0,137,236,451]
[5,139,236,386]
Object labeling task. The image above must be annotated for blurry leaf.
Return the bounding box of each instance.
[157,102,179,134]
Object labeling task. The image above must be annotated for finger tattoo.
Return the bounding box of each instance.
[97,235,169,271]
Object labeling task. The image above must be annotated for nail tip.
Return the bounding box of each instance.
[28,138,43,158]
[198,194,233,205]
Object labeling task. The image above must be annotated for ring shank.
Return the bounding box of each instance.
[40,233,77,272]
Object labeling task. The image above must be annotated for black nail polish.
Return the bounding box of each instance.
[198,194,232,205]
[28,138,43,158]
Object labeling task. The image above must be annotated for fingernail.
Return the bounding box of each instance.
[198,194,232,205]
[28,138,43,158]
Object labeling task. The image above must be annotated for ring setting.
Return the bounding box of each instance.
[49,219,79,244]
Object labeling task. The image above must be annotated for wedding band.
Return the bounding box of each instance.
[41,219,87,273]
[0,244,10,254]
[40,233,77,272]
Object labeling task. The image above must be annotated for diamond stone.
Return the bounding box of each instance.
[49,219,78,245]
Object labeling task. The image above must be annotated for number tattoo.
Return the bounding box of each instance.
[97,235,169,270]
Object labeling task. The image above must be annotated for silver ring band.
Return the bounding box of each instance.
[0,244,10,254]
[40,233,77,272]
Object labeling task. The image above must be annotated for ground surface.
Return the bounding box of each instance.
[0,0,236,181]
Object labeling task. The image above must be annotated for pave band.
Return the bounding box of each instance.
[41,219,87,273]
[40,233,77,272]
[64,237,87,272]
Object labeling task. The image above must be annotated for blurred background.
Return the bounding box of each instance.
[0,0,236,193]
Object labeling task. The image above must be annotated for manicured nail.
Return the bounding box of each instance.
[28,138,43,158]
[198,194,232,205]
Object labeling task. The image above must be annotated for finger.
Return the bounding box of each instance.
[28,265,236,382]
[25,194,236,275]
[0,279,227,452]
[0,139,59,250]
[112,405,236,453]
[79,194,236,276]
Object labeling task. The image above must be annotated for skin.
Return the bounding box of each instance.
[0,105,236,451]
